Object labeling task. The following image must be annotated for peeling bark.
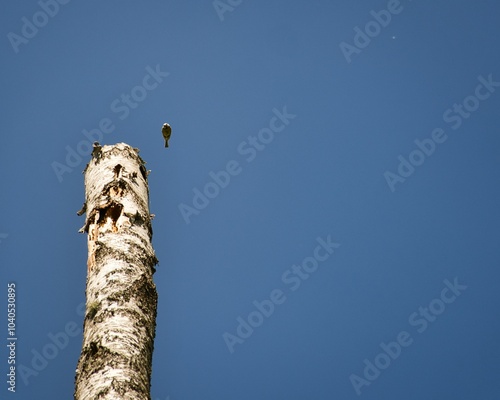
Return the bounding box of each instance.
[75,143,158,400]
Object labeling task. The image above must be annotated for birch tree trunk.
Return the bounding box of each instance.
[74,143,158,400]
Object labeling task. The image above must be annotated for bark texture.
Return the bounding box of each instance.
[75,143,158,400]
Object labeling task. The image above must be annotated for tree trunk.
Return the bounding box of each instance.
[74,143,158,400]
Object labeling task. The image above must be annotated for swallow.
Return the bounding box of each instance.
[162,123,172,148]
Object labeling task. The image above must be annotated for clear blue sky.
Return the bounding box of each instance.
[1,1,500,399]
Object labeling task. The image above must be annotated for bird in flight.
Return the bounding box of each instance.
[162,123,172,148]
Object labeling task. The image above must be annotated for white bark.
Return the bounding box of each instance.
[75,143,158,400]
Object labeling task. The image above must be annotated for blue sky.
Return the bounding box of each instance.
[1,1,500,399]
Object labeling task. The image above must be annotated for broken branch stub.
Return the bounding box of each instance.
[75,143,158,400]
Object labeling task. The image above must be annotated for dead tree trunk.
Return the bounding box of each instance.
[75,143,158,400]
